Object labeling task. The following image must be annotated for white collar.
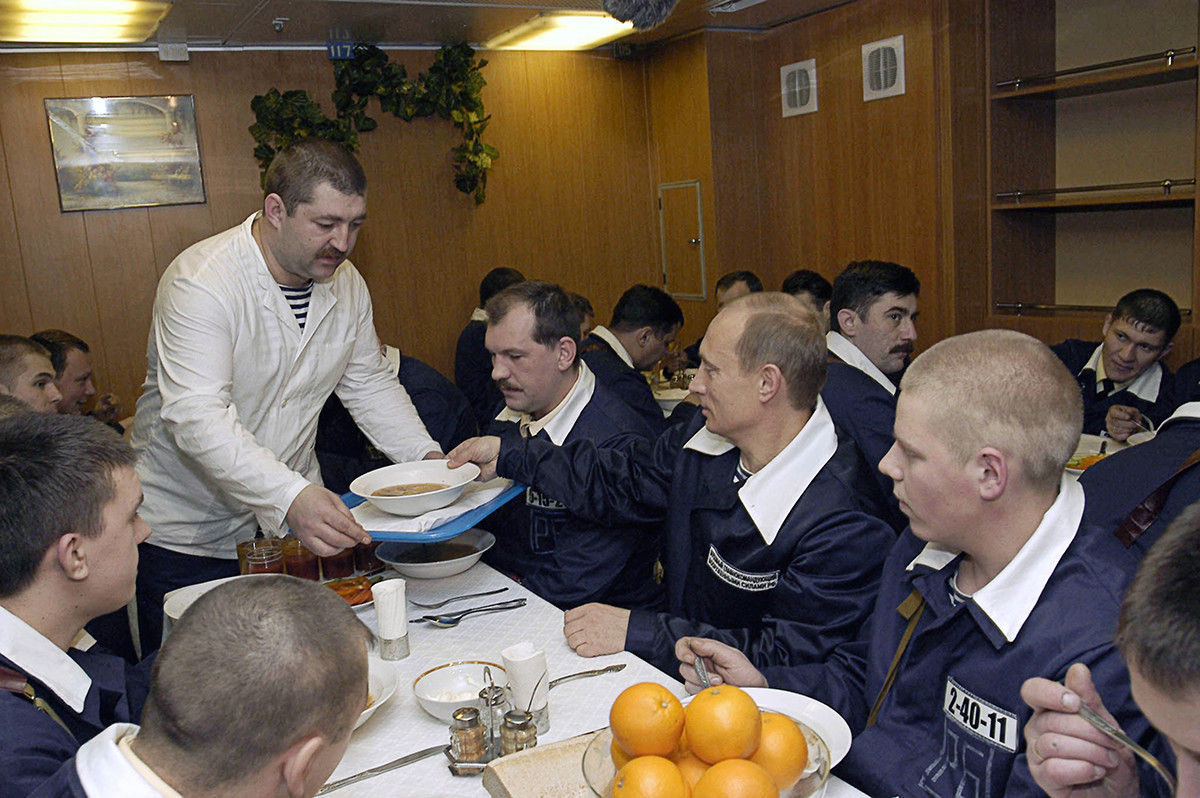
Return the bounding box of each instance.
[682,399,839,545]
[76,724,178,798]
[1161,401,1200,428]
[494,362,596,445]
[906,476,1085,643]
[826,331,897,395]
[470,307,488,323]
[1082,343,1162,402]
[589,326,635,369]
[0,604,91,713]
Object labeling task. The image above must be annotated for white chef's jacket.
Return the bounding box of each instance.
[132,213,439,558]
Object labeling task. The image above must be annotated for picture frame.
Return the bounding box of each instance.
[45,95,206,212]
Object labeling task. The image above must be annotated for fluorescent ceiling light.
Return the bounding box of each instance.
[485,11,634,51]
[0,0,173,43]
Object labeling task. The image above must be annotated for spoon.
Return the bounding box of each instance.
[1077,703,1176,793]
[413,598,527,627]
[408,587,509,609]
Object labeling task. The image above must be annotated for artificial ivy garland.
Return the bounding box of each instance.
[249,43,498,204]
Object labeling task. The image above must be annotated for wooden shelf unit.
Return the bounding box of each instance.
[985,0,1200,348]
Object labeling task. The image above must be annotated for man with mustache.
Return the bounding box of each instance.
[131,139,441,655]
[477,280,662,610]
[822,260,919,511]
[1051,288,1180,441]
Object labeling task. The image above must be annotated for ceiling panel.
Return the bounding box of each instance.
[0,0,850,50]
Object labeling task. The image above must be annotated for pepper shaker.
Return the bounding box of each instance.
[478,684,509,756]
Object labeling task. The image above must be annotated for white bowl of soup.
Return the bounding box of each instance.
[349,461,480,517]
[376,528,495,579]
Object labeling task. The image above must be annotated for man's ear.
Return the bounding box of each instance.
[1101,313,1113,337]
[976,447,1008,502]
[263,193,288,230]
[56,534,89,581]
[836,308,859,337]
[1157,341,1174,362]
[758,364,784,404]
[556,337,578,373]
[279,734,327,798]
[635,326,655,349]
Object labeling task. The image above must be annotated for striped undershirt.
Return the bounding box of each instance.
[279,280,314,331]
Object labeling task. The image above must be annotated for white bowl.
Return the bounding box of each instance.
[356,656,399,730]
[412,660,505,721]
[376,528,495,579]
[350,461,481,517]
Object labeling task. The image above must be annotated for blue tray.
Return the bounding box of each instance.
[342,483,525,543]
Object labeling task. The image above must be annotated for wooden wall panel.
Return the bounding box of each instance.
[644,33,718,346]
[0,47,659,407]
[0,111,31,333]
[707,31,766,286]
[709,0,950,346]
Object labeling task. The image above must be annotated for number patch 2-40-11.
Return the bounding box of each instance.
[942,678,1019,752]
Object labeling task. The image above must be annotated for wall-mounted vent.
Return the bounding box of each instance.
[780,59,817,117]
[862,35,905,101]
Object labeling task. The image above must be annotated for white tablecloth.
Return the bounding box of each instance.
[306,562,866,797]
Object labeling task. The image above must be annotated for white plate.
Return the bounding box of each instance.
[1066,433,1122,475]
[357,657,398,729]
[739,687,853,766]
[162,574,267,623]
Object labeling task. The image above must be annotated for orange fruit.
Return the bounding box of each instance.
[675,751,710,791]
[691,758,777,798]
[684,685,762,763]
[611,755,689,798]
[612,738,635,770]
[610,683,686,757]
[748,712,809,790]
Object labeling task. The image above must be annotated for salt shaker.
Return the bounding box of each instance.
[449,707,486,761]
[499,709,537,756]
[478,684,509,755]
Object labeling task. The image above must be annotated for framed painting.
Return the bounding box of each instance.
[45,95,206,212]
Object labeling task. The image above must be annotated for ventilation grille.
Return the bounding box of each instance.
[780,59,817,117]
[862,34,906,101]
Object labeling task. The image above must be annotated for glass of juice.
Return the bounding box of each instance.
[281,537,320,581]
[319,548,355,580]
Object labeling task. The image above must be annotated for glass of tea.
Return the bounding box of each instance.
[320,548,355,580]
[353,540,383,573]
[281,536,320,581]
[244,540,284,575]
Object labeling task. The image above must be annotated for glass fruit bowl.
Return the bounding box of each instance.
[581,717,831,798]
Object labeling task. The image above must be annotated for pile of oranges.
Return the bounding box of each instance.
[607,682,809,798]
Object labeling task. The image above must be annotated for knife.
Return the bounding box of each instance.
[316,744,446,795]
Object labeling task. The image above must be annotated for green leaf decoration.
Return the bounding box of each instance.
[250,44,496,204]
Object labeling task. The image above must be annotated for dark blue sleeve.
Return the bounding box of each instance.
[25,757,85,798]
[496,422,688,526]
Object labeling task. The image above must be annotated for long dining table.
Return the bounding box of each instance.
[324,559,869,797]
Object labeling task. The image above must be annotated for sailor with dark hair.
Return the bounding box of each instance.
[821,260,920,522]
[581,284,684,434]
[1051,288,1181,440]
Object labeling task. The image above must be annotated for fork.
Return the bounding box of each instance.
[1077,704,1176,793]
[408,587,508,609]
